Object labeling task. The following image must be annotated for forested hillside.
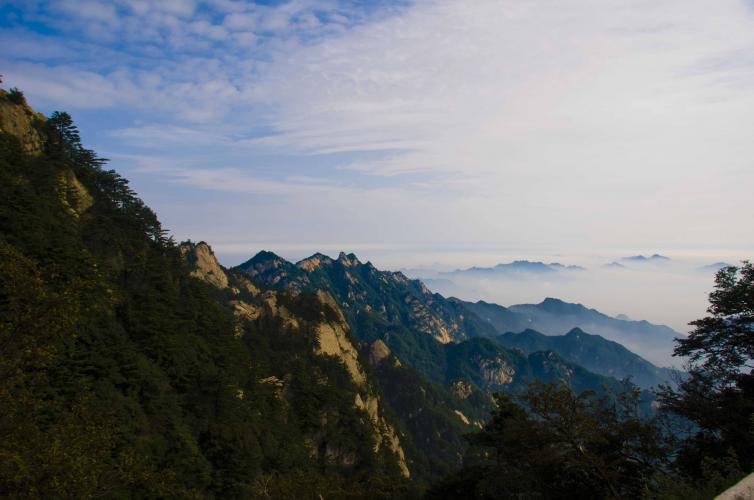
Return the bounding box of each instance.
[0,89,412,499]
[495,328,680,389]
[2,88,751,499]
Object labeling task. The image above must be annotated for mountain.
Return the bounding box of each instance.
[179,242,410,479]
[450,298,529,334]
[183,242,500,485]
[621,253,671,262]
[0,93,416,497]
[238,253,652,403]
[0,90,668,497]
[458,297,681,367]
[699,262,732,272]
[507,298,681,366]
[236,250,498,344]
[495,328,680,389]
[444,260,586,277]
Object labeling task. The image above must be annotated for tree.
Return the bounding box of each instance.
[427,381,668,500]
[675,262,754,384]
[7,88,25,106]
[657,261,754,488]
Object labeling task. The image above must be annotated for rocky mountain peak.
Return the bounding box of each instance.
[297,252,333,271]
[179,241,229,289]
[337,251,361,267]
[0,88,46,154]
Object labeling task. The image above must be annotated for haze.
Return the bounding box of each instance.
[1,0,751,331]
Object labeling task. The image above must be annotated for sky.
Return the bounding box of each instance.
[1,0,752,330]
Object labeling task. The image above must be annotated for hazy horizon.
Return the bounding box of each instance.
[2,0,751,342]
[205,243,746,336]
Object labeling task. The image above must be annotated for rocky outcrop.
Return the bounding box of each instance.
[0,89,46,154]
[316,321,367,387]
[260,291,299,330]
[179,241,229,289]
[368,339,392,367]
[453,410,470,425]
[475,356,515,386]
[57,169,94,218]
[336,252,361,267]
[451,380,473,399]
[297,252,333,271]
[236,250,498,345]
[312,291,409,477]
[716,471,754,499]
[230,299,260,322]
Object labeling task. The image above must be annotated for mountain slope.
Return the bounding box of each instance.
[238,252,644,399]
[0,94,412,498]
[460,297,681,367]
[236,250,497,344]
[509,298,681,366]
[495,328,680,388]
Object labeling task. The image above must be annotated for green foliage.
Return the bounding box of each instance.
[495,328,680,389]
[7,87,25,105]
[656,262,754,485]
[368,353,490,485]
[0,110,408,497]
[428,381,669,499]
[675,261,754,381]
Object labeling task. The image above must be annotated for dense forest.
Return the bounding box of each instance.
[1,88,753,498]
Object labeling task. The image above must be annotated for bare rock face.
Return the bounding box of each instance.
[57,169,94,218]
[236,275,260,295]
[451,380,473,399]
[0,89,46,154]
[454,410,470,425]
[297,252,333,271]
[316,322,367,387]
[260,291,299,330]
[716,471,754,499]
[312,291,409,477]
[179,241,229,289]
[230,300,260,322]
[475,356,515,386]
[368,339,392,367]
[337,252,361,267]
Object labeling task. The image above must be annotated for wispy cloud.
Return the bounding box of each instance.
[2,0,753,257]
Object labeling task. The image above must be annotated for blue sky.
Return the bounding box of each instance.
[1,0,753,274]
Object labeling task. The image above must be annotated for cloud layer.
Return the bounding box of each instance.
[1,0,752,264]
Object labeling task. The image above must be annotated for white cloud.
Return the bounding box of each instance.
[3,0,753,258]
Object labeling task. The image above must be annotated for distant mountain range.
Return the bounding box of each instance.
[236,251,497,344]
[0,85,693,497]
[233,250,661,476]
[699,262,732,272]
[443,260,586,277]
[495,328,680,389]
[459,297,681,367]
[620,254,671,263]
[238,251,676,386]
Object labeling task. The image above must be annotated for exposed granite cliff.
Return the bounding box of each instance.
[179,241,229,289]
[180,242,410,477]
[0,89,45,154]
[235,250,497,345]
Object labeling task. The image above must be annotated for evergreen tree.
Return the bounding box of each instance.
[657,262,754,488]
[427,381,667,499]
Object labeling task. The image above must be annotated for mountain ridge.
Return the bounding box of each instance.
[495,327,680,389]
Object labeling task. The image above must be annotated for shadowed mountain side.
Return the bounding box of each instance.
[495,328,681,389]
[459,297,682,367]
[235,251,497,344]
[240,252,659,400]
